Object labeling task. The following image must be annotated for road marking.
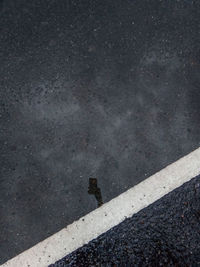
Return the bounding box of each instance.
[2,147,200,267]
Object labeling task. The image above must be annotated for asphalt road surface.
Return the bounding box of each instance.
[51,175,200,267]
[1,0,200,264]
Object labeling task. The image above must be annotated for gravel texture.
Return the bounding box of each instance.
[51,175,200,266]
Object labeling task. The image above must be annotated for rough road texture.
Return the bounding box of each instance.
[52,176,200,267]
[1,0,200,263]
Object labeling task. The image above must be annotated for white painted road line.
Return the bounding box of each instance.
[2,147,200,267]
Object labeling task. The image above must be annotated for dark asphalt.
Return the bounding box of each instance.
[51,175,200,267]
[1,0,200,264]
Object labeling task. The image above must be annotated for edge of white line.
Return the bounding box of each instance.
[2,147,200,267]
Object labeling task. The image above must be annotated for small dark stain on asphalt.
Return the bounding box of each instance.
[10,145,17,151]
[88,178,103,207]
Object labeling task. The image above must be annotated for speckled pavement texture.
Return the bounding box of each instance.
[1,0,200,264]
[51,176,200,267]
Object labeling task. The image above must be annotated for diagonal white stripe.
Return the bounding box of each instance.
[2,147,200,267]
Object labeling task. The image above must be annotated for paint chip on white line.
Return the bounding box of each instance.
[2,147,200,267]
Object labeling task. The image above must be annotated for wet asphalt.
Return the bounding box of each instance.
[1,0,200,264]
[51,175,200,267]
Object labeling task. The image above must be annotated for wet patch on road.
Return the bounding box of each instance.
[88,178,103,207]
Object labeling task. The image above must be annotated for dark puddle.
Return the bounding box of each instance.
[88,178,103,207]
